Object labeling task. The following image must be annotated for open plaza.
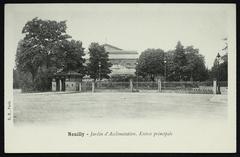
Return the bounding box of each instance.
[13,90,228,126]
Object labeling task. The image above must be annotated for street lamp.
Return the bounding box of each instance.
[164,60,167,89]
[164,60,167,81]
[98,61,101,81]
[216,53,221,94]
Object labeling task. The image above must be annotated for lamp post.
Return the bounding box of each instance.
[98,61,101,81]
[164,60,167,81]
[216,53,221,94]
[164,60,167,89]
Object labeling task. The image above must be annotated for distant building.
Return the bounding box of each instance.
[103,44,138,76]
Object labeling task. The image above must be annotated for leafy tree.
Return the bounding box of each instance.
[87,42,112,81]
[15,39,43,82]
[55,39,86,76]
[139,43,209,82]
[21,17,71,68]
[172,41,187,81]
[15,17,72,91]
[184,46,209,81]
[136,49,165,81]
[13,69,35,92]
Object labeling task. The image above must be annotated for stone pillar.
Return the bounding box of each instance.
[213,80,217,94]
[59,79,62,91]
[79,82,82,92]
[52,79,56,91]
[158,79,162,92]
[92,81,95,93]
[130,79,133,92]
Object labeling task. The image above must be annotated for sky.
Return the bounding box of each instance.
[5,4,235,68]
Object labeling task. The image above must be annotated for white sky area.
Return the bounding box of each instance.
[5,4,235,68]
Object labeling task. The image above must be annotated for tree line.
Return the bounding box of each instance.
[135,41,227,82]
[136,41,209,81]
[13,18,227,92]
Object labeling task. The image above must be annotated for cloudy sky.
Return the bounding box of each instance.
[5,4,235,68]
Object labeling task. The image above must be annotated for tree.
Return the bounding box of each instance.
[145,43,209,82]
[136,49,165,81]
[15,17,72,91]
[55,39,86,76]
[172,41,187,81]
[13,68,35,92]
[15,39,42,82]
[21,17,71,68]
[87,42,112,81]
[185,46,209,81]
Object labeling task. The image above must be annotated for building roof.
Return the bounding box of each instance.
[103,44,138,54]
[84,43,139,60]
[104,44,139,59]
[103,44,122,51]
[107,50,138,54]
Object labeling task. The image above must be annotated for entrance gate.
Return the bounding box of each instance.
[81,81,92,92]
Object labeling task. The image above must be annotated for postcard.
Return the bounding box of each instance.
[4,3,236,153]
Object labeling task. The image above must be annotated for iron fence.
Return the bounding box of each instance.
[81,81,92,92]
[96,81,130,89]
[80,80,227,94]
[133,81,158,90]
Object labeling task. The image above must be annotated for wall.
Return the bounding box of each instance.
[65,81,78,91]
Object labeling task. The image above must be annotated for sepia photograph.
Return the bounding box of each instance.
[4,3,236,153]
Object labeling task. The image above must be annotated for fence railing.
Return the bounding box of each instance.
[79,80,227,94]
[133,82,158,90]
[95,81,130,92]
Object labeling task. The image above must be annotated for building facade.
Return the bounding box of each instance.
[103,44,139,76]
